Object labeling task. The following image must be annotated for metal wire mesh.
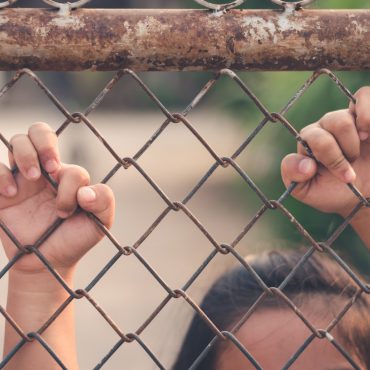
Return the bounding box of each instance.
[0,1,369,369]
[0,0,315,10]
[0,66,368,369]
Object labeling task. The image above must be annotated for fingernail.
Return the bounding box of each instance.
[298,158,314,175]
[45,159,59,173]
[57,210,70,219]
[27,166,40,180]
[79,187,96,202]
[344,168,356,183]
[359,131,369,141]
[6,185,17,197]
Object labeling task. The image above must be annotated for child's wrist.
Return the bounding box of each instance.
[346,206,370,225]
[6,269,75,331]
[8,268,75,298]
[5,268,77,358]
[338,204,370,222]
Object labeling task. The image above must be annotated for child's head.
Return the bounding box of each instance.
[172,249,370,370]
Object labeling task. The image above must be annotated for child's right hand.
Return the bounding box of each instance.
[281,87,370,218]
[0,122,115,275]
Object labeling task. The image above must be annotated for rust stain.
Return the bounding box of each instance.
[0,9,369,71]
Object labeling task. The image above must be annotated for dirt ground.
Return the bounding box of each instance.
[0,107,273,369]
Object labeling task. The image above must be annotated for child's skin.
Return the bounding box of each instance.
[0,122,115,369]
[1,87,370,369]
[281,86,370,248]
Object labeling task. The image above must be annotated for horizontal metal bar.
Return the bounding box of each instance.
[0,9,370,71]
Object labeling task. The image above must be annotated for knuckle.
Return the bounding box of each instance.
[338,116,354,133]
[299,123,316,136]
[37,146,57,160]
[332,119,354,138]
[56,194,75,212]
[299,131,309,143]
[280,154,293,171]
[280,158,287,173]
[12,152,38,168]
[320,111,335,124]
[9,134,26,145]
[320,110,354,132]
[69,165,90,183]
[57,200,74,213]
[14,147,37,162]
[99,184,114,201]
[327,155,346,170]
[354,86,370,98]
[299,125,321,146]
[309,133,332,152]
[28,122,51,135]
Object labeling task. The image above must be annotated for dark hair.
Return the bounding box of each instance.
[172,249,370,370]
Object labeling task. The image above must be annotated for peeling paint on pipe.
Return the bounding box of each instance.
[0,9,369,71]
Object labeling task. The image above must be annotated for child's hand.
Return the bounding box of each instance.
[0,122,115,275]
[281,87,370,217]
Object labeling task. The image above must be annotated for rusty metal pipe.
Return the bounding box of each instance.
[0,9,370,71]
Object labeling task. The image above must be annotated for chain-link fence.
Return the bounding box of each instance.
[0,0,315,10]
[0,1,369,369]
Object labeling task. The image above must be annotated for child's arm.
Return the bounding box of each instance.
[0,122,115,369]
[280,86,370,249]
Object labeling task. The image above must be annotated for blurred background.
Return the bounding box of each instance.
[0,0,370,369]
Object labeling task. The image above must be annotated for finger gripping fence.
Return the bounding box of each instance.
[0,2,369,370]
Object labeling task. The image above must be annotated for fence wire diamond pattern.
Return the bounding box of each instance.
[0,67,369,370]
[0,0,316,10]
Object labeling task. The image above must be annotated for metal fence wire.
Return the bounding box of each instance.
[0,0,369,369]
[0,0,316,11]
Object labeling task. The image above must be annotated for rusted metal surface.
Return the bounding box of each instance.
[0,9,370,71]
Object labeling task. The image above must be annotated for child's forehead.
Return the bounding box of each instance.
[214,308,353,370]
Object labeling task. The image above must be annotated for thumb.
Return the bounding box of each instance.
[281,154,317,189]
[77,184,115,229]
